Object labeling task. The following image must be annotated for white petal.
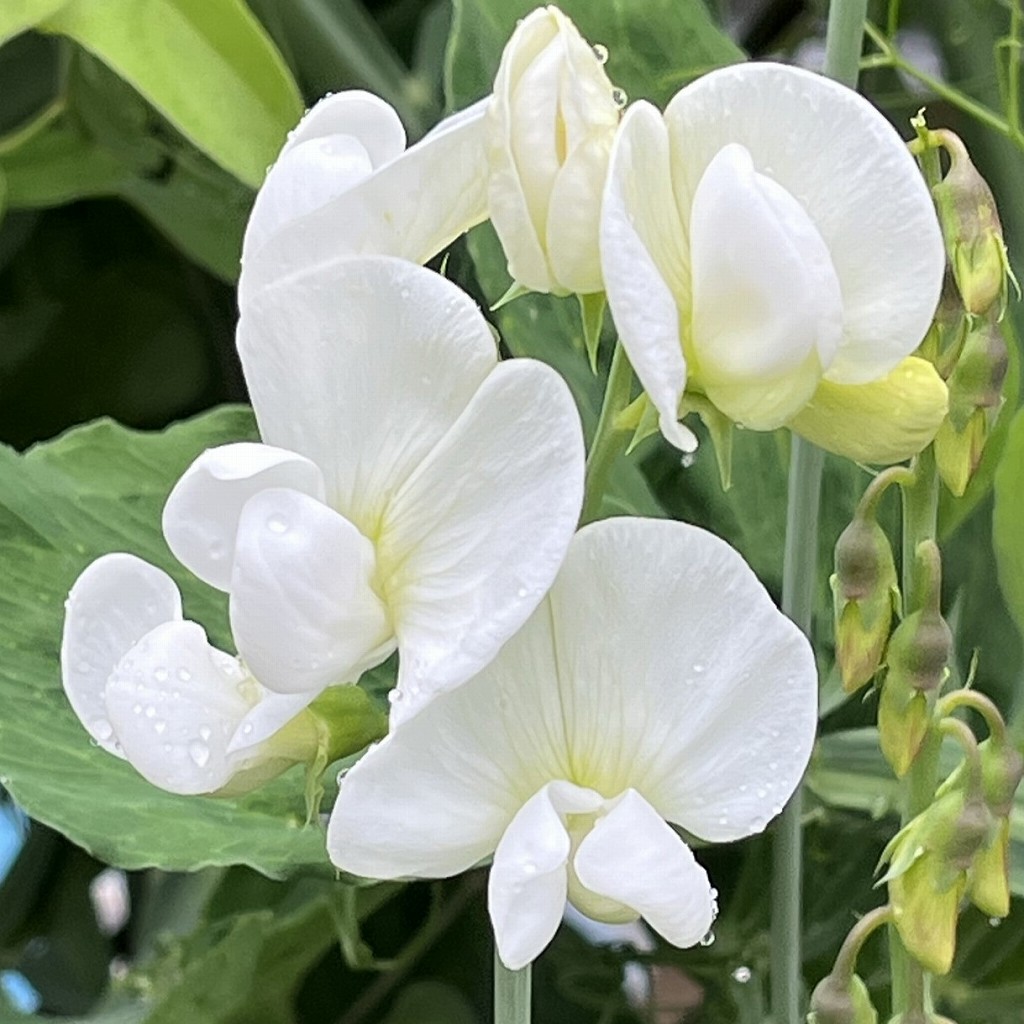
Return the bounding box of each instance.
[239,101,489,299]
[280,90,407,165]
[573,790,715,948]
[664,61,943,383]
[689,143,843,429]
[162,443,325,591]
[545,518,817,843]
[600,102,696,452]
[61,554,182,756]
[237,256,498,537]
[490,782,604,970]
[228,689,317,754]
[104,620,251,795]
[229,488,393,695]
[379,358,584,722]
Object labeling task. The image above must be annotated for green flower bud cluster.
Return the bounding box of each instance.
[808,972,878,1024]
[916,127,1014,496]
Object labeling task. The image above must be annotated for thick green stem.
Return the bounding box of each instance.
[770,436,824,1024]
[494,954,531,1024]
[831,904,894,982]
[825,0,870,88]
[581,341,634,524]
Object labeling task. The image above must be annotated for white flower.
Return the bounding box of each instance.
[239,91,491,302]
[163,256,585,728]
[327,517,818,969]
[487,5,622,295]
[600,62,945,455]
[61,553,319,795]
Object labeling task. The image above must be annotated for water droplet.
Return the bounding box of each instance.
[692,662,704,674]
[154,667,168,683]
[516,587,528,599]
[144,706,157,719]
[199,726,212,741]
[209,541,225,561]
[699,930,715,947]
[267,514,289,534]
[133,704,143,716]
[757,787,767,799]
[989,916,1003,928]
[718,815,728,826]
[242,722,254,735]
[400,288,411,300]
[388,689,404,705]
[612,87,628,109]
[92,718,114,741]
[154,721,166,735]
[188,741,210,767]
[522,860,538,876]
[732,966,752,984]
[592,43,609,64]
[680,450,696,468]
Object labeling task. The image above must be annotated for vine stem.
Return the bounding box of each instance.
[769,3,867,1021]
[494,953,531,1024]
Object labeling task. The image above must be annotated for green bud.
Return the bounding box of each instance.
[934,410,987,498]
[979,738,1024,817]
[969,817,1011,919]
[878,678,932,778]
[808,973,878,1024]
[945,321,1009,429]
[889,850,963,974]
[931,130,1011,318]
[832,516,899,692]
[885,607,952,695]
[919,271,968,374]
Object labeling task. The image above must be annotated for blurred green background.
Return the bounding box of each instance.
[2,1,1024,1021]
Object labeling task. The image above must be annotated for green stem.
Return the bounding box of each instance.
[581,341,634,524]
[831,904,894,982]
[938,689,1009,743]
[494,953,531,1024]
[1008,0,1022,136]
[825,0,870,88]
[900,448,940,609]
[770,436,824,1024]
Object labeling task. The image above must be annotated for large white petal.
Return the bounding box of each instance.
[573,790,715,948]
[379,358,584,722]
[546,517,817,843]
[490,782,603,970]
[61,554,182,756]
[237,256,498,538]
[689,143,843,429]
[162,443,325,591]
[664,61,943,383]
[239,101,489,300]
[104,620,251,795]
[229,489,394,695]
[600,102,696,452]
[243,92,407,262]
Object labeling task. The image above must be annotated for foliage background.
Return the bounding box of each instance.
[1,0,1023,1021]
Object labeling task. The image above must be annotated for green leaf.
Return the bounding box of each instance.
[381,981,478,1024]
[0,0,68,46]
[445,0,743,109]
[993,404,1024,643]
[38,0,304,187]
[0,408,363,878]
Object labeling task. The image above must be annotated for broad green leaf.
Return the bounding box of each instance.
[0,0,68,46]
[0,408,378,878]
[38,0,304,187]
[382,981,478,1024]
[445,0,743,109]
[994,404,1024,644]
[808,728,1024,896]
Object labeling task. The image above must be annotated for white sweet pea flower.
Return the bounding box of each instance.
[239,91,490,301]
[61,554,321,795]
[600,62,946,457]
[164,256,585,728]
[487,5,622,296]
[327,517,817,970]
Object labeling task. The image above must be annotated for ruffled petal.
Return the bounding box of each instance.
[162,443,325,591]
[237,256,497,538]
[574,790,715,947]
[689,143,843,429]
[379,358,584,721]
[239,101,489,299]
[546,517,818,843]
[664,61,943,384]
[600,102,696,452]
[229,489,393,695]
[61,553,182,756]
[104,620,252,795]
[490,781,603,970]
[788,355,949,463]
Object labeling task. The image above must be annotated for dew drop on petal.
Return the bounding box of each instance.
[144,706,157,719]
[612,87,628,108]
[732,966,752,984]
[242,722,254,736]
[387,689,403,705]
[154,721,166,735]
[592,42,609,63]
[92,718,114,741]
[267,514,289,534]
[188,741,210,767]
[989,916,1003,928]
[699,930,715,947]
[178,668,192,683]
[680,450,696,468]
[199,726,212,741]
[154,667,168,683]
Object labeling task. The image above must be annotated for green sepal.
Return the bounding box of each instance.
[577,291,606,373]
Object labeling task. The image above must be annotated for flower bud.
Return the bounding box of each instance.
[809,973,878,1024]
[832,515,899,692]
[931,130,1011,318]
[918,271,967,374]
[487,5,622,296]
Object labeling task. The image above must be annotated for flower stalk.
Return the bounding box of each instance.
[495,952,532,1024]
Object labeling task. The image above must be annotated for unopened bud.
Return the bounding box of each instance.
[979,738,1024,817]
[885,606,952,695]
[969,817,1011,919]
[931,130,1011,317]
[934,409,987,498]
[946,321,1009,428]
[832,516,899,692]
[919,271,968,373]
[809,973,878,1024]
